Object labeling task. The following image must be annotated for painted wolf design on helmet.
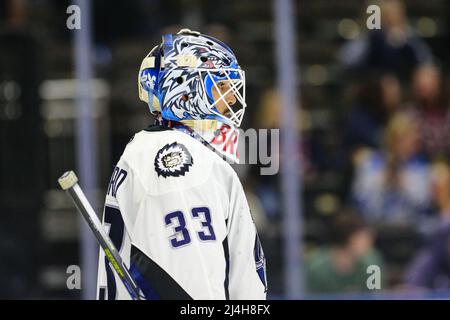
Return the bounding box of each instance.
[139,29,246,128]
[138,29,246,163]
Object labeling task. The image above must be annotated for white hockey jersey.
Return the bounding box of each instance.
[96,124,267,300]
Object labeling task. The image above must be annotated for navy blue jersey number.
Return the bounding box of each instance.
[164,211,192,248]
[192,207,216,241]
[164,207,215,248]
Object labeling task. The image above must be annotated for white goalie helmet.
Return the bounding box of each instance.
[138,29,246,163]
[138,28,246,127]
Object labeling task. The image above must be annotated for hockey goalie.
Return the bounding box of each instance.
[96,29,268,300]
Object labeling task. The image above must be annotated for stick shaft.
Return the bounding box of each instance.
[66,183,141,300]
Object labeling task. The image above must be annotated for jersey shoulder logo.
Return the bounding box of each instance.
[154,142,193,178]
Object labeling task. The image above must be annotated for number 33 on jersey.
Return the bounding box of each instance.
[96,128,267,300]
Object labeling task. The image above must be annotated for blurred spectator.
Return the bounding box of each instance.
[343,72,401,152]
[403,161,450,290]
[251,89,283,222]
[351,112,432,225]
[0,0,26,28]
[252,88,311,222]
[306,212,384,293]
[406,64,450,159]
[338,0,433,81]
[255,88,281,130]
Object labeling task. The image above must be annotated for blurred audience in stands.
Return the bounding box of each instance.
[335,1,450,294]
[403,161,450,290]
[252,88,308,223]
[338,0,433,81]
[342,72,402,152]
[351,112,433,226]
[252,88,283,222]
[306,212,385,293]
[406,64,450,160]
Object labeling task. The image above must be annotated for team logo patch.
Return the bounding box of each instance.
[154,142,193,178]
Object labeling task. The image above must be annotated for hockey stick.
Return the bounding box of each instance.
[58,171,142,300]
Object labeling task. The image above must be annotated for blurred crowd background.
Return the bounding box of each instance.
[1,0,450,299]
